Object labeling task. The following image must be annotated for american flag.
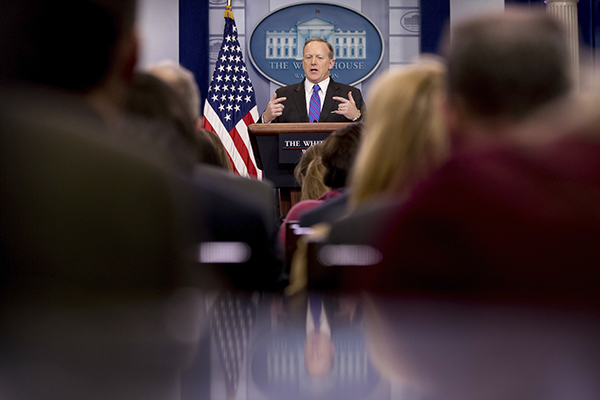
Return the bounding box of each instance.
[203,8,262,178]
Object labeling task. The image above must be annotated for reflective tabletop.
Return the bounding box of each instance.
[2,290,599,400]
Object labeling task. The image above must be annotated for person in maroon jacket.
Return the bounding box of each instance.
[278,123,362,246]
[326,9,600,305]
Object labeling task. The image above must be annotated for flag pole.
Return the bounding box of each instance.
[225,0,233,19]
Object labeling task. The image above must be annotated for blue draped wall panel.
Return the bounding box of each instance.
[577,0,598,65]
[420,0,449,54]
[179,0,210,105]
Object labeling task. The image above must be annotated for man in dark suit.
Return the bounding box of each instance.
[260,38,365,124]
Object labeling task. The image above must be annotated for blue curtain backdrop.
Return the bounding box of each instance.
[420,0,450,54]
[577,0,598,65]
[179,0,210,106]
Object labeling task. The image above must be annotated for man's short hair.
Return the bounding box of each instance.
[146,60,201,122]
[122,71,199,172]
[321,123,362,188]
[303,38,335,60]
[443,8,570,120]
[0,0,136,91]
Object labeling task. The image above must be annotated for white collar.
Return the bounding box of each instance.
[304,77,330,94]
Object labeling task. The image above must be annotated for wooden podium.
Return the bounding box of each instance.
[248,122,350,216]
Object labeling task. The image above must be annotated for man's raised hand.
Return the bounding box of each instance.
[332,91,359,121]
[262,92,287,123]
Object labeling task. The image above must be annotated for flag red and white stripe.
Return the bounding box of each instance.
[203,8,262,179]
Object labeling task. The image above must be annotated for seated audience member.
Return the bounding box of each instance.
[335,9,596,300]
[278,123,362,245]
[145,60,231,169]
[442,7,571,149]
[286,156,329,225]
[294,142,329,201]
[275,143,328,253]
[361,21,600,396]
[146,59,202,130]
[145,61,280,235]
[120,71,200,172]
[300,157,329,203]
[122,71,283,290]
[0,0,206,398]
[297,148,348,227]
[277,144,328,244]
[303,60,448,230]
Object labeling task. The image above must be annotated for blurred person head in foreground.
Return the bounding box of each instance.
[442,7,571,147]
[0,1,206,398]
[146,60,201,127]
[348,10,600,400]
[122,71,199,172]
[0,0,139,122]
[146,60,234,171]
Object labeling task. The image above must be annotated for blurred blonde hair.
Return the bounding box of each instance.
[349,60,449,209]
[294,143,322,185]
[300,157,329,201]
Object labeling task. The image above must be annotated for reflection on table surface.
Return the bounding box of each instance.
[1,289,599,400]
[199,292,387,400]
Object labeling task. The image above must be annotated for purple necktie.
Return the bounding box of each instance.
[308,84,321,123]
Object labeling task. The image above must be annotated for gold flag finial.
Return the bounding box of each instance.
[224,0,234,19]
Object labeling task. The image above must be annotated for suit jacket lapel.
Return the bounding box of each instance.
[320,79,339,122]
[292,80,308,122]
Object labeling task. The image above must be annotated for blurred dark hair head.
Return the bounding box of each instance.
[195,128,233,171]
[122,71,199,172]
[321,123,362,188]
[146,60,201,122]
[0,0,136,91]
[443,8,571,121]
